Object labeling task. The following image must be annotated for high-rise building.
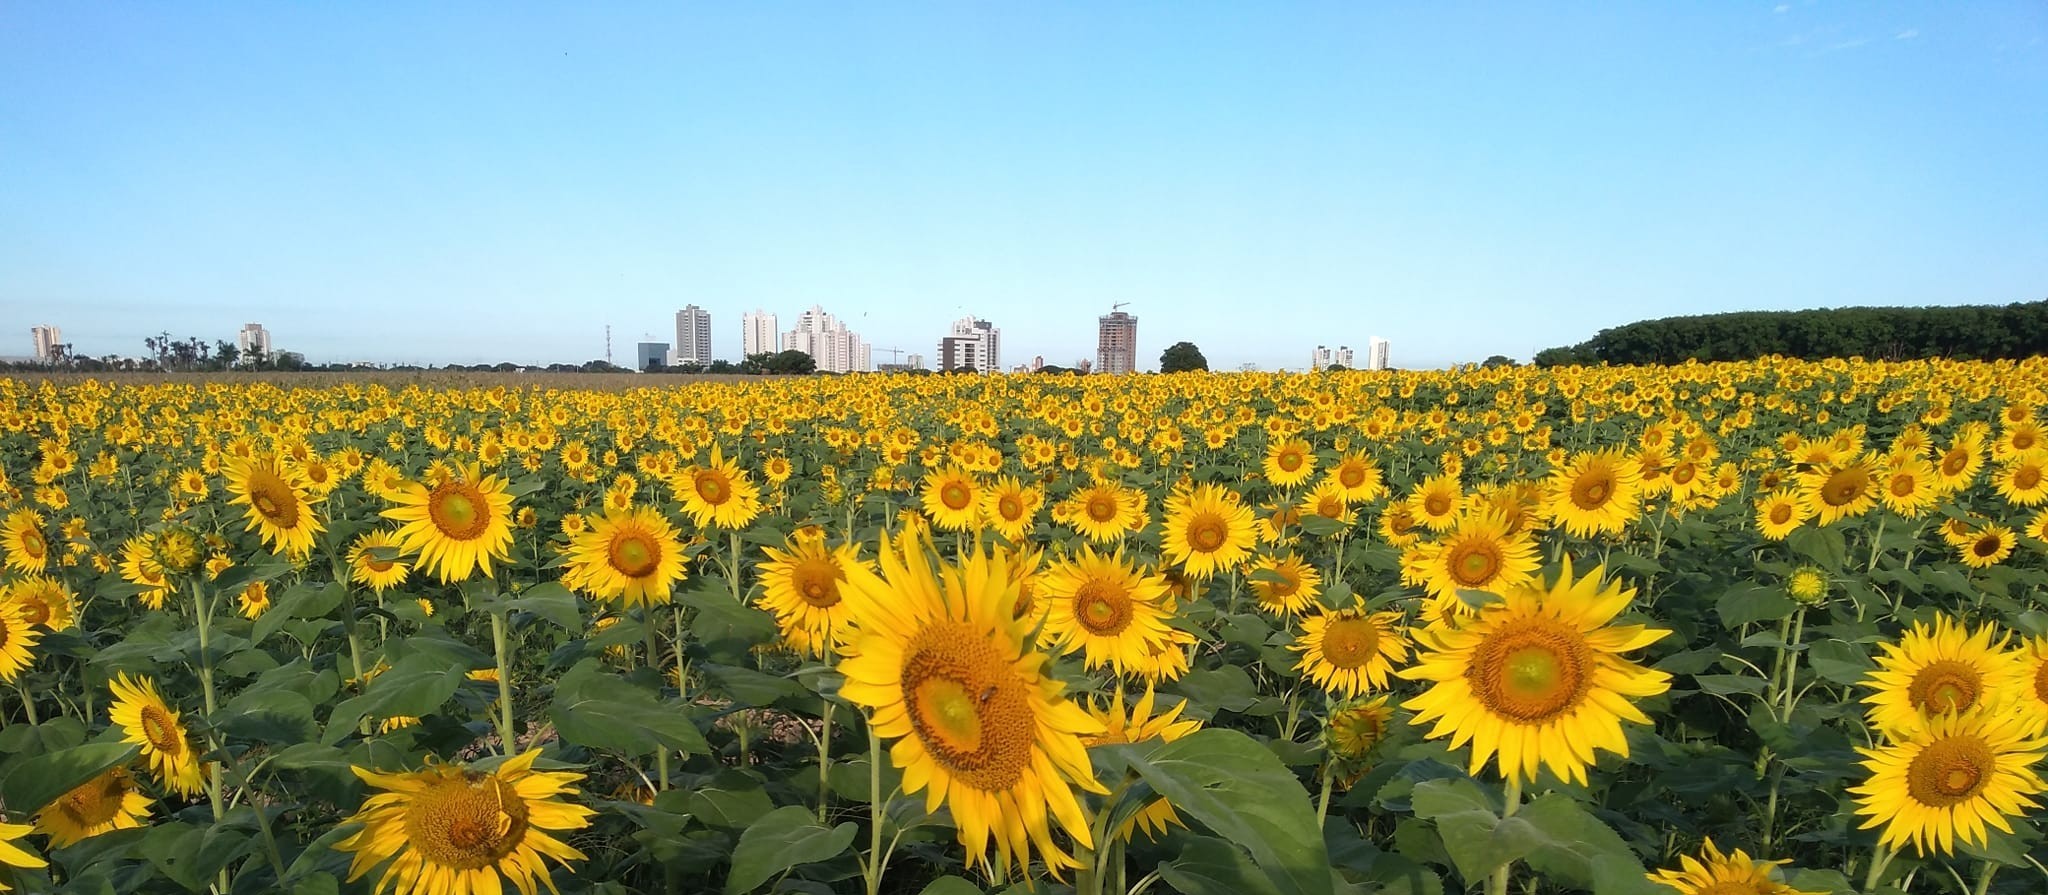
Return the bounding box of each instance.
[1097,311,1138,374]
[782,305,870,373]
[906,353,925,371]
[636,341,670,371]
[30,325,61,362]
[938,316,1000,374]
[1311,345,1333,370]
[675,305,712,366]
[1367,337,1391,371]
[237,323,272,359]
[742,310,780,358]
[1336,346,1355,369]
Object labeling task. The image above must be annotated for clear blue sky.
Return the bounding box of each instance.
[3,3,2044,370]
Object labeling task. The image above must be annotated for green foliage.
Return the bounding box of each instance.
[1160,341,1209,373]
[1536,298,2048,365]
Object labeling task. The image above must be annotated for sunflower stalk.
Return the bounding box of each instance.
[1862,844,1895,894]
[1488,775,1523,895]
[644,613,670,791]
[13,680,36,725]
[489,608,516,755]
[1972,862,1997,895]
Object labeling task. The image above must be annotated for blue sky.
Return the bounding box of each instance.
[3,3,2044,370]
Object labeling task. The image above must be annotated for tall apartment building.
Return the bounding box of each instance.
[742,310,780,358]
[1311,346,1333,370]
[906,353,926,371]
[1367,337,1391,371]
[30,325,61,362]
[237,323,272,358]
[1097,311,1138,374]
[1336,346,1355,369]
[674,305,712,366]
[782,305,871,373]
[938,316,1000,374]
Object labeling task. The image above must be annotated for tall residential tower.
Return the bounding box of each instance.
[1097,311,1137,374]
[675,305,712,366]
[741,310,779,358]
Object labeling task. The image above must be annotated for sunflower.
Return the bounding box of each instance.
[1933,433,1985,493]
[37,767,150,847]
[1861,615,2023,740]
[1798,455,1879,526]
[836,532,1106,877]
[1752,489,1808,541]
[1263,438,1317,489]
[109,672,206,796]
[1876,455,1938,518]
[920,465,984,532]
[225,455,325,559]
[757,536,866,657]
[1131,626,1197,685]
[1645,838,1822,895]
[1993,453,2048,506]
[1957,524,2016,569]
[1291,601,1409,698]
[1545,450,1643,538]
[562,505,688,609]
[1411,512,1540,616]
[1082,686,1201,841]
[1064,480,1143,544]
[1786,566,1829,606]
[0,821,47,892]
[238,580,272,620]
[1039,546,1176,674]
[382,461,515,584]
[1326,451,1389,503]
[0,509,49,575]
[674,445,762,530]
[0,604,38,683]
[3,576,75,631]
[1407,474,1464,532]
[1248,552,1321,616]
[1159,484,1258,580]
[1400,558,1671,785]
[117,534,174,610]
[1851,708,2048,856]
[1326,696,1396,767]
[349,530,413,593]
[980,476,1042,543]
[336,749,595,895]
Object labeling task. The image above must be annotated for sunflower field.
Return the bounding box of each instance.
[4,359,2048,895]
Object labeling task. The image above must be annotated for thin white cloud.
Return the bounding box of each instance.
[1895,28,1920,40]
[1773,4,1790,12]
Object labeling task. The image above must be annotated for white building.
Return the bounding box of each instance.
[906,353,925,371]
[30,325,60,362]
[938,316,1000,374]
[1311,345,1333,370]
[742,310,780,358]
[782,305,870,373]
[675,305,712,366]
[237,323,272,359]
[1335,346,1355,368]
[1367,337,1391,371]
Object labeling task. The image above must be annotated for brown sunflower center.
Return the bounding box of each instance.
[1908,660,1982,715]
[940,482,973,511]
[1466,620,1591,723]
[793,557,843,608]
[404,774,532,870]
[900,622,1032,793]
[1278,450,1304,472]
[428,483,491,540]
[607,532,661,578]
[997,495,1025,521]
[1694,882,1768,895]
[1906,734,1994,808]
[1086,494,1119,523]
[1768,503,1794,525]
[1942,450,1969,476]
[1890,473,1918,498]
[1423,494,1452,517]
[21,528,47,559]
[2016,431,2039,451]
[1571,471,1614,510]
[1315,496,1345,519]
[1972,534,2004,558]
[366,554,396,573]
[1339,464,1366,488]
[1073,579,1132,635]
[2035,659,2048,706]
[1187,514,1228,552]
[139,705,184,755]
[1447,539,1503,587]
[247,467,302,528]
[1820,467,1868,507]
[1319,617,1381,669]
[15,596,50,627]
[2017,466,2043,490]
[694,471,731,505]
[58,771,133,828]
[1671,463,1697,486]
[1264,568,1301,598]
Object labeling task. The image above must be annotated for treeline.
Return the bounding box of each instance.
[1533,299,2048,366]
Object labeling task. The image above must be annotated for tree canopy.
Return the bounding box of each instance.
[1159,341,1208,373]
[1535,299,2048,366]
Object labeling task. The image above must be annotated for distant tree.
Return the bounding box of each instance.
[1038,365,1071,375]
[1159,341,1208,373]
[214,340,239,370]
[766,350,818,375]
[581,359,624,373]
[274,351,307,371]
[671,362,706,374]
[707,359,738,374]
[739,352,774,374]
[1482,355,1518,368]
[1323,364,1348,372]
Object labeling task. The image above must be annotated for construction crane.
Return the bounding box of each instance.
[1112,302,1130,312]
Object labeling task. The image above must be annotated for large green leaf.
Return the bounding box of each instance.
[1123,728,1333,895]
[321,653,467,744]
[1515,794,1646,889]
[1715,584,1794,627]
[549,658,712,756]
[1,741,139,815]
[1157,835,1287,895]
[1410,779,1536,884]
[253,581,345,646]
[496,581,581,632]
[722,805,858,895]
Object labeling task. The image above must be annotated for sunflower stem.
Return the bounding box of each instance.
[864,719,887,895]
[1974,861,1998,895]
[14,680,37,725]
[1862,844,1895,893]
[1489,776,1523,895]
[644,612,670,791]
[729,530,744,603]
[489,609,516,755]
[1315,758,1336,828]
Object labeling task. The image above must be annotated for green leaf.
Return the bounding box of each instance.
[322,653,467,744]
[1123,729,1333,895]
[1692,675,1768,698]
[1298,514,1348,537]
[219,689,318,743]
[1158,835,1287,895]
[497,581,580,632]
[1806,639,1875,687]
[917,877,987,895]
[550,659,711,756]
[683,770,777,829]
[723,805,858,895]
[253,581,345,646]
[1411,779,1535,884]
[1171,666,1261,718]
[698,663,808,707]
[1786,525,1847,571]
[1515,794,1644,888]
[1715,584,1794,627]
[1,742,139,815]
